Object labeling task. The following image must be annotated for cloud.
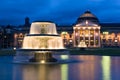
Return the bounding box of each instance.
[0,0,120,25]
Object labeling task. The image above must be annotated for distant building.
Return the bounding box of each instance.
[100,23,120,47]
[13,17,31,48]
[0,26,4,48]
[59,11,120,48]
[73,11,101,48]
[0,25,14,48]
[1,11,120,49]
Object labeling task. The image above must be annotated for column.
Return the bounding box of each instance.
[73,29,76,47]
[88,29,90,47]
[98,29,101,47]
[83,29,85,42]
[78,29,80,46]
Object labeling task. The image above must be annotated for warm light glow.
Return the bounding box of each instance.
[15,22,67,63]
[85,34,89,37]
[90,34,93,37]
[41,60,45,63]
[13,47,16,50]
[78,40,87,47]
[30,22,57,34]
[103,32,109,35]
[61,32,68,35]
[86,20,88,24]
[83,27,86,29]
[98,27,100,29]
[22,36,65,49]
[75,33,78,36]
[95,33,98,36]
[88,27,91,29]
[115,39,118,42]
[14,34,18,38]
[69,39,72,42]
[73,27,76,30]
[93,27,96,29]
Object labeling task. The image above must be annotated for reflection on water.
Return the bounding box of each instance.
[60,55,69,60]
[61,64,68,80]
[69,55,102,80]
[13,64,61,80]
[101,56,111,80]
[0,55,120,80]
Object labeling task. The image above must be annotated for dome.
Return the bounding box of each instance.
[75,20,98,27]
[76,10,99,24]
[80,11,96,18]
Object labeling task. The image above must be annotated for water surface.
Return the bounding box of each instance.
[0,55,120,80]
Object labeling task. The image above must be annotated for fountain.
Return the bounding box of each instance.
[14,22,67,63]
[77,40,87,50]
[78,40,87,48]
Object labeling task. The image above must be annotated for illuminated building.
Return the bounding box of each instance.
[12,13,120,48]
[1,11,120,48]
[73,11,101,47]
[13,17,30,48]
[101,27,120,47]
[58,11,120,48]
[0,25,14,48]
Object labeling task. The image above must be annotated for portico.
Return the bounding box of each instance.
[73,11,101,48]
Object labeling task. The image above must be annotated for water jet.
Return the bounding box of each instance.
[14,22,68,63]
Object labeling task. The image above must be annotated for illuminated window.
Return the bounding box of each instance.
[103,32,109,35]
[69,40,72,42]
[18,33,24,38]
[115,39,118,42]
[61,32,68,35]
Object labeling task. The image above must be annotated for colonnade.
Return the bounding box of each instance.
[73,26,101,47]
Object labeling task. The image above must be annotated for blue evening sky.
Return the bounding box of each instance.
[0,0,120,25]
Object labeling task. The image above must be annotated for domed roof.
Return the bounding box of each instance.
[75,20,98,27]
[76,10,99,24]
[80,10,96,18]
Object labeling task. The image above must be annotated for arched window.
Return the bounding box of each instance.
[19,33,24,38]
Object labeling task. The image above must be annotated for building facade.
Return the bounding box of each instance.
[60,11,120,48]
[1,11,120,48]
[73,11,101,47]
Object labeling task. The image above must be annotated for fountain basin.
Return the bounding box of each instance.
[26,34,60,36]
[22,36,64,49]
[15,49,69,63]
[15,22,68,63]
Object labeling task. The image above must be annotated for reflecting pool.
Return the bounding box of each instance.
[0,55,120,80]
